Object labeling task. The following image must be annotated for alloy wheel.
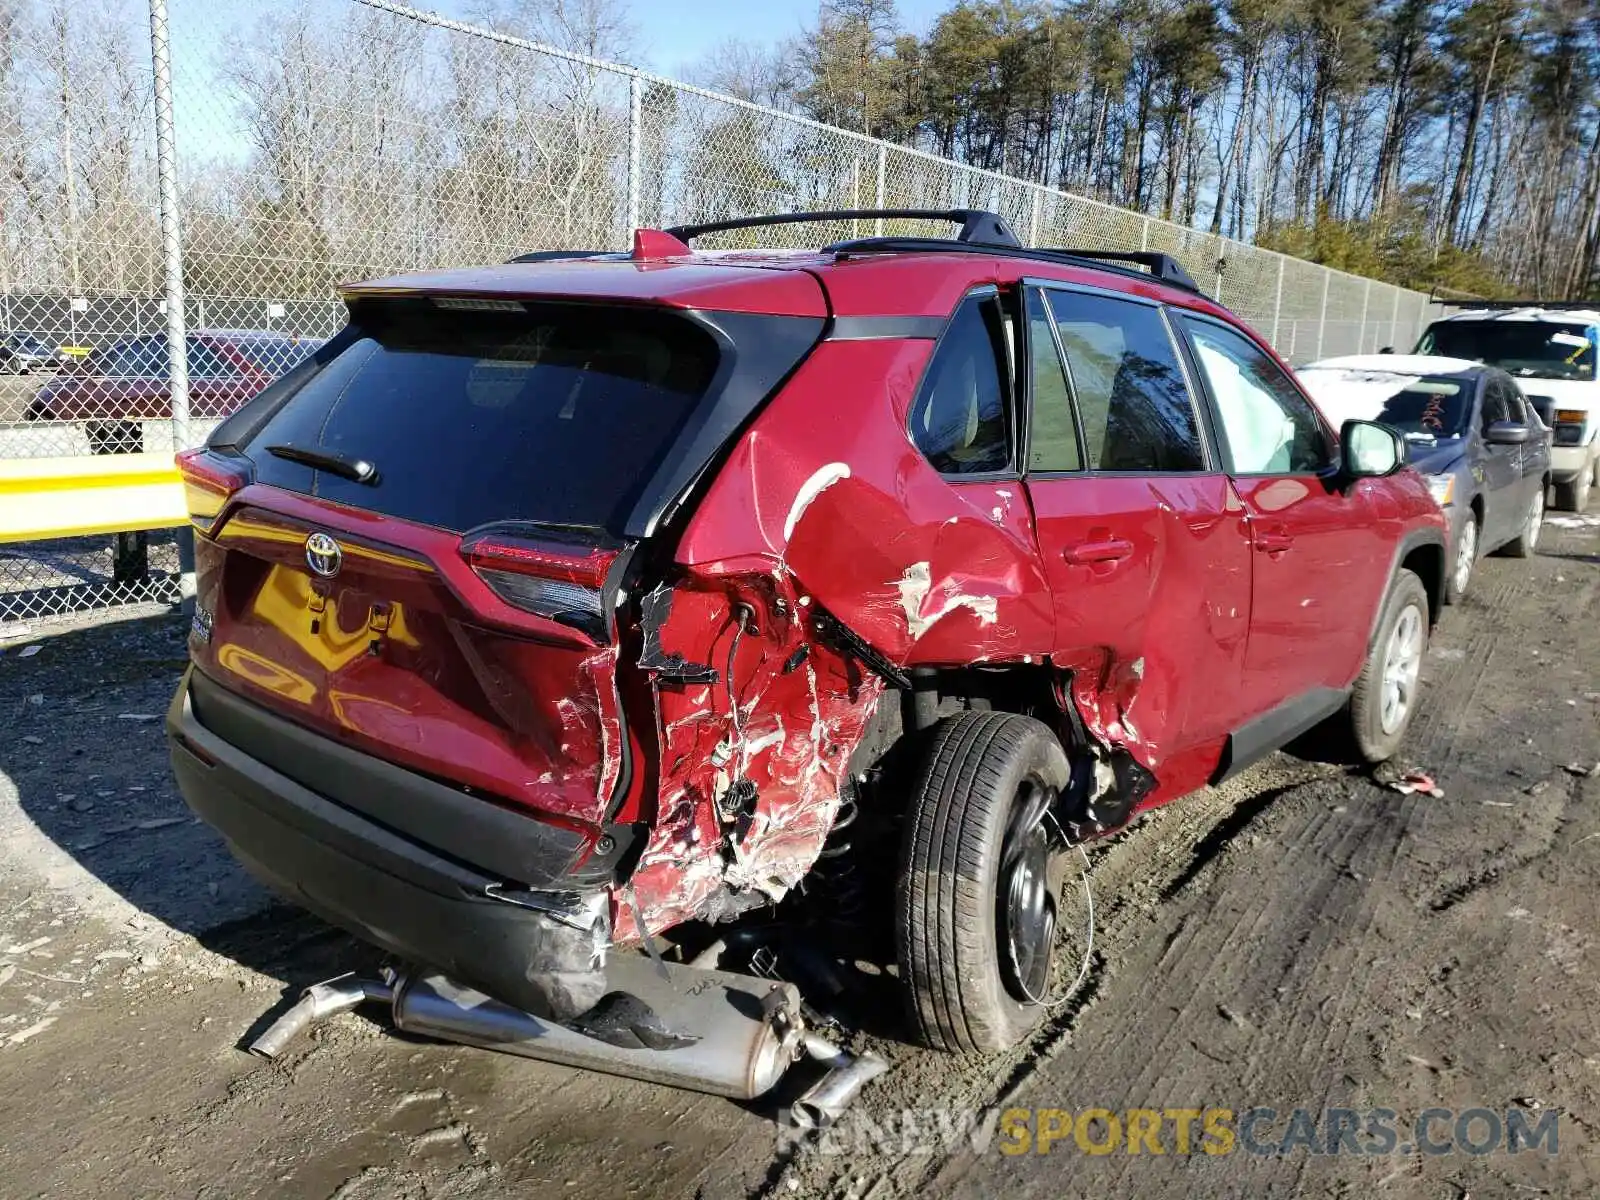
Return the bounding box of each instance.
[1380,604,1424,735]
[1453,517,1477,595]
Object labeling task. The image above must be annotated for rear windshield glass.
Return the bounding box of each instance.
[244,298,721,534]
[1418,320,1596,381]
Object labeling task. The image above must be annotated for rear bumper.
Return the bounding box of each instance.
[167,670,610,1019]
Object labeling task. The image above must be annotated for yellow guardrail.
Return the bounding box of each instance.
[0,454,186,543]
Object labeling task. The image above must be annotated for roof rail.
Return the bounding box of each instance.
[1037,248,1199,293]
[1431,297,1599,310]
[665,208,1023,250]
[825,236,1205,296]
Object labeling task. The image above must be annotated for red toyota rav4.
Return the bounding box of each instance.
[168,211,1445,1059]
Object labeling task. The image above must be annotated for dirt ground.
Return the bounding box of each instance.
[0,506,1596,1200]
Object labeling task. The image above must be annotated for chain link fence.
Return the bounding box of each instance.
[0,0,1434,627]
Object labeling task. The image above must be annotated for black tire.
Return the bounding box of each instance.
[1442,509,1478,604]
[895,710,1070,1055]
[1554,458,1593,512]
[1348,569,1430,764]
[1500,485,1544,559]
[86,420,143,455]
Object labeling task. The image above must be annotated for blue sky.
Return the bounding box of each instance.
[622,0,951,76]
[166,0,952,166]
[279,0,954,77]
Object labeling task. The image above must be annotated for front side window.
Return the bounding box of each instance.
[909,293,1012,475]
[1481,376,1510,428]
[1179,316,1328,474]
[185,340,233,380]
[123,339,172,377]
[1045,290,1203,472]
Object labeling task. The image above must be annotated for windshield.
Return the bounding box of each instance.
[1368,376,1472,441]
[1418,320,1596,381]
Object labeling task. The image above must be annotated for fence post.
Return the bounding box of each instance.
[1270,257,1285,348]
[1358,279,1372,353]
[626,75,642,239]
[148,0,192,608]
[1389,287,1401,350]
[1028,188,1043,246]
[1315,272,1330,361]
[148,0,188,455]
[874,144,886,236]
[1140,217,1151,252]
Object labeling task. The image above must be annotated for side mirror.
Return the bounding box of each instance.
[1341,419,1404,478]
[1484,419,1529,446]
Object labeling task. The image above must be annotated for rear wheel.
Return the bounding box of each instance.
[1443,511,1478,603]
[896,711,1070,1055]
[86,420,143,456]
[1501,486,1543,558]
[1348,569,1429,763]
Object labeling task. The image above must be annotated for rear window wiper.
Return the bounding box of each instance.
[265,443,380,485]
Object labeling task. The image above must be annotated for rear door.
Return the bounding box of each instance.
[1173,311,1379,704]
[1477,373,1523,546]
[1023,283,1252,777]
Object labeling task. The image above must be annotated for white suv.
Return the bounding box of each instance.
[1416,306,1600,510]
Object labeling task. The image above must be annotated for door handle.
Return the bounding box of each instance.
[1064,537,1135,565]
[1256,529,1293,554]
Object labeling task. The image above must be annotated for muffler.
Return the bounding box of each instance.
[391,955,805,1099]
[251,953,808,1100]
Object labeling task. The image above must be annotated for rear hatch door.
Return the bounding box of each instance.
[185,284,823,835]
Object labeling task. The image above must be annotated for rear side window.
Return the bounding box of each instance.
[910,293,1012,475]
[245,299,721,534]
[1044,291,1203,472]
[1026,288,1082,472]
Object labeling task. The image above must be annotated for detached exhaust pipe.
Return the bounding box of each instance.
[250,974,394,1059]
[788,1032,889,1130]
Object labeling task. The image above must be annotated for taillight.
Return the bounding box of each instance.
[460,527,619,640]
[176,447,252,536]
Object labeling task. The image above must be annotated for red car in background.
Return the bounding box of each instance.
[27,329,321,453]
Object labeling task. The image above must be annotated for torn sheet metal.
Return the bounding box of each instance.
[618,568,884,939]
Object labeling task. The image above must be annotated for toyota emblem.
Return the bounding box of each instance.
[305,532,343,578]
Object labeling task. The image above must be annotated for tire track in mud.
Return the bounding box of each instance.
[815,515,1600,1200]
[762,759,1346,1200]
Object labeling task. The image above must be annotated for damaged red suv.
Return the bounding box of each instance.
[169,210,1446,1064]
